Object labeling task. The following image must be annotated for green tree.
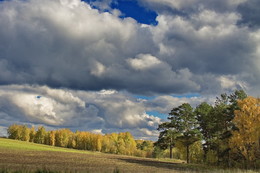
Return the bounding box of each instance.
[136,140,154,157]
[168,103,201,163]
[213,90,247,166]
[155,122,179,159]
[195,102,215,162]
[195,90,247,166]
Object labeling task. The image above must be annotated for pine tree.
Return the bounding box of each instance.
[155,122,179,159]
[157,103,201,163]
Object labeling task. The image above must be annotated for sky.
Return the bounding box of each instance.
[0,0,259,140]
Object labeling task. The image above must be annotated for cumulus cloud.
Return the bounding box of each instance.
[152,11,253,74]
[0,85,164,139]
[237,0,260,28]
[139,0,248,14]
[0,84,220,139]
[149,8,259,95]
[0,0,156,92]
[0,0,260,139]
[0,0,259,95]
[127,54,162,70]
[87,0,113,10]
[143,95,215,115]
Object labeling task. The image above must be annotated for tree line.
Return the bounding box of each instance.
[156,90,260,169]
[7,125,154,157]
[6,90,260,169]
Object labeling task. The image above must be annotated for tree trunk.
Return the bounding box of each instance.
[170,146,173,159]
[186,145,190,163]
[203,146,208,163]
[227,150,231,168]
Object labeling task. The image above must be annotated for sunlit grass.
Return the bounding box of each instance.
[0,138,93,154]
[0,138,258,173]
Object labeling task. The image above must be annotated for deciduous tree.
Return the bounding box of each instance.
[34,126,46,144]
[229,96,260,168]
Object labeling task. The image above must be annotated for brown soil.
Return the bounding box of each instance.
[0,149,197,173]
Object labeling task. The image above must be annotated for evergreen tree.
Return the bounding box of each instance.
[169,103,201,163]
[214,90,247,166]
[155,122,179,159]
[157,103,201,163]
[195,102,214,162]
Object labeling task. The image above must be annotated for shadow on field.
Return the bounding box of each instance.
[117,158,194,172]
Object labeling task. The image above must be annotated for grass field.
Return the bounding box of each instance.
[0,138,257,173]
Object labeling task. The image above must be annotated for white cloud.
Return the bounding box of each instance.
[91,61,106,77]
[144,95,215,114]
[218,75,248,91]
[60,0,82,8]
[148,8,260,95]
[0,0,258,95]
[141,0,200,10]
[139,128,158,137]
[98,89,117,95]
[0,85,164,140]
[250,30,260,72]
[91,129,103,134]
[127,54,161,70]
[0,84,222,140]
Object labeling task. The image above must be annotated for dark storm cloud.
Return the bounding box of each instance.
[138,0,248,14]
[0,0,259,96]
[237,0,260,28]
[154,13,254,75]
[0,0,202,95]
[0,0,151,89]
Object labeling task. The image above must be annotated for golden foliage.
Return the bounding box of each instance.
[229,96,260,163]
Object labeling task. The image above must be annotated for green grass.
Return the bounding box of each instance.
[0,138,258,173]
[0,138,93,154]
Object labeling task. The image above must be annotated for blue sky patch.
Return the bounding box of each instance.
[146,111,167,120]
[82,0,157,25]
[111,0,158,25]
[172,93,201,98]
[134,95,156,100]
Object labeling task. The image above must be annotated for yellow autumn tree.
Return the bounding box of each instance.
[101,135,110,153]
[95,134,103,152]
[68,132,76,149]
[229,96,260,167]
[49,130,56,146]
[29,126,36,142]
[20,125,30,142]
[55,129,72,147]
[7,124,22,140]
